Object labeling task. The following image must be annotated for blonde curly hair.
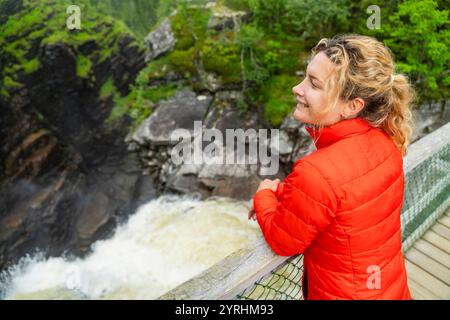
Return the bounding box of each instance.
[310,34,416,156]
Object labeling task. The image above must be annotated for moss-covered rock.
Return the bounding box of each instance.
[0,0,144,99]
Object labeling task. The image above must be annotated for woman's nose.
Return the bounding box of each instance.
[292,83,305,96]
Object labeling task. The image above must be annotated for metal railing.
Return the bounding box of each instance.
[159,122,450,300]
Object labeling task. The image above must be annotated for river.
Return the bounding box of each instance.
[0,195,259,299]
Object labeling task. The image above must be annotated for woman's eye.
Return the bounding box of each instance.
[310,79,317,88]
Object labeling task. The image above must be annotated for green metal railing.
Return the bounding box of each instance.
[237,255,304,300]
[401,144,450,251]
[159,122,450,300]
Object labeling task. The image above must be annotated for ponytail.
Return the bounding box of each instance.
[379,74,416,156]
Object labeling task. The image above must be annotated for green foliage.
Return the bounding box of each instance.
[219,0,250,11]
[2,0,449,128]
[247,0,288,31]
[284,0,351,44]
[107,62,179,128]
[201,38,241,84]
[380,0,450,102]
[236,24,263,49]
[261,75,298,127]
[88,0,160,39]
[170,4,211,50]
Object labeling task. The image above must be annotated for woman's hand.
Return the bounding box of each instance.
[248,178,281,221]
[256,178,281,193]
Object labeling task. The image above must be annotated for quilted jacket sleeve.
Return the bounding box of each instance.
[253,160,338,256]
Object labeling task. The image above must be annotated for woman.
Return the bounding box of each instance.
[249,34,415,300]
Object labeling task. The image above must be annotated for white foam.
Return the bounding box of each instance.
[1,195,259,299]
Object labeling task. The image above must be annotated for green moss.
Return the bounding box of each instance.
[3,38,31,62]
[1,88,10,98]
[143,56,174,81]
[76,54,93,78]
[4,76,22,89]
[261,75,298,127]
[142,83,178,103]
[1,7,48,39]
[1,0,139,81]
[42,30,96,46]
[201,38,241,84]
[23,58,40,74]
[107,94,132,121]
[99,77,116,99]
[167,48,197,77]
[27,28,48,40]
[3,64,23,78]
[169,6,211,51]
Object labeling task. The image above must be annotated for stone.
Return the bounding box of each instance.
[144,18,177,62]
[131,89,212,145]
[207,4,251,31]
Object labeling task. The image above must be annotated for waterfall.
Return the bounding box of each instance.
[0,195,259,299]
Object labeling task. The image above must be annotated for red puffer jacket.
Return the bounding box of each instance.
[253,117,411,300]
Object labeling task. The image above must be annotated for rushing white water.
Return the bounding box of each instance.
[0,195,260,299]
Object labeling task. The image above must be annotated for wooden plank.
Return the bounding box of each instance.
[423,231,450,254]
[440,216,450,229]
[407,278,439,300]
[405,260,450,299]
[405,248,450,285]
[432,223,450,241]
[414,239,450,268]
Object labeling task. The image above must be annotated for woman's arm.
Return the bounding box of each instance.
[253,160,338,256]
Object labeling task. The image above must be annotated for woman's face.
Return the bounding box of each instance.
[292,52,346,126]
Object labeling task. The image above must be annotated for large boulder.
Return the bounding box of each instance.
[131,88,213,145]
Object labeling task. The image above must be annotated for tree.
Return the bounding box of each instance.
[284,0,351,45]
[381,0,450,116]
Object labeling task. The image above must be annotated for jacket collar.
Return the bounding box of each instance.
[305,117,372,149]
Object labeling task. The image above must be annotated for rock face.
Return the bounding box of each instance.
[0,26,152,271]
[410,102,450,143]
[127,87,315,200]
[144,18,177,62]
[207,4,252,31]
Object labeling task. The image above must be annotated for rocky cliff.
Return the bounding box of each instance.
[0,0,154,271]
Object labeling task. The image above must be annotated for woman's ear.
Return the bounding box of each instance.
[346,98,365,117]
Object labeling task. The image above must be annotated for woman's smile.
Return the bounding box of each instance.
[296,101,309,109]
